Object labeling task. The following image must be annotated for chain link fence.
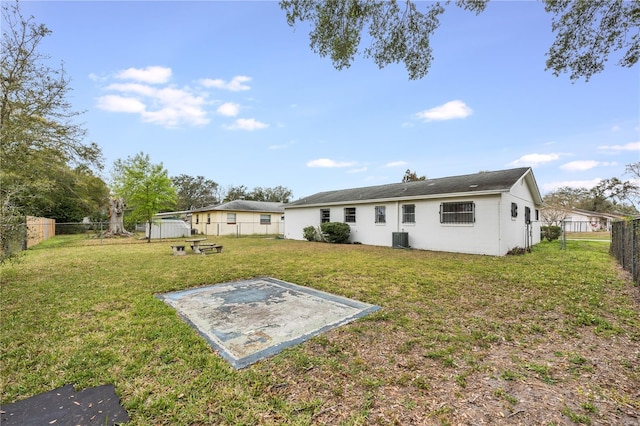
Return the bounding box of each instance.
[610,219,639,285]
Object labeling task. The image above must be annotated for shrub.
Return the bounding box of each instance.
[541,226,562,241]
[320,222,351,244]
[303,226,318,242]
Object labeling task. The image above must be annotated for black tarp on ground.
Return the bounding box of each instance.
[0,384,129,425]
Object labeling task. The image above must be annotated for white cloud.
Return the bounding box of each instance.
[216,102,240,117]
[96,95,146,113]
[307,158,357,168]
[223,118,268,131]
[597,141,640,151]
[560,160,617,171]
[415,100,473,122]
[200,75,251,91]
[97,81,210,127]
[116,66,172,84]
[384,161,407,168]
[509,153,561,167]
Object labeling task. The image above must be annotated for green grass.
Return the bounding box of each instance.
[1,236,638,424]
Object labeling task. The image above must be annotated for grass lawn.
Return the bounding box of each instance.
[565,231,611,241]
[1,236,639,425]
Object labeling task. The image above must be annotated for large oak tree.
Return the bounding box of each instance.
[281,0,639,81]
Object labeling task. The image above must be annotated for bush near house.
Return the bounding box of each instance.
[541,225,562,241]
[303,226,318,242]
[320,222,350,244]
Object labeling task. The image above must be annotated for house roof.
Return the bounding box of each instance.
[287,167,542,208]
[193,200,285,213]
[543,207,628,220]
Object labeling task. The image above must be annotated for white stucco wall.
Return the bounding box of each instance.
[193,210,283,236]
[285,187,541,256]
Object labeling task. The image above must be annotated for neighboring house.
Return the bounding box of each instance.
[284,167,543,256]
[191,200,285,236]
[541,207,624,232]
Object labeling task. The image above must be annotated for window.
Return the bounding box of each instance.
[320,208,330,223]
[524,206,531,224]
[207,214,211,224]
[195,214,199,224]
[227,213,236,224]
[440,202,475,224]
[535,209,539,221]
[344,207,356,223]
[374,206,386,224]
[260,214,271,225]
[402,204,415,223]
[511,202,518,218]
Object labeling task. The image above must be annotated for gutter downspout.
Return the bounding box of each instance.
[498,195,503,255]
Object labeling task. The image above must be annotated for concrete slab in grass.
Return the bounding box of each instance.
[157,277,381,369]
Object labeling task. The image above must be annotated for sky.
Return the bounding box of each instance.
[15,0,640,201]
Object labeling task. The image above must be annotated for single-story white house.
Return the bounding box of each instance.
[541,207,624,232]
[191,200,285,236]
[284,167,543,256]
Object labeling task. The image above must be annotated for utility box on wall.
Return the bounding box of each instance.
[392,232,409,248]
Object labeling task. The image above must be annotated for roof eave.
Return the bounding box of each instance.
[284,189,508,209]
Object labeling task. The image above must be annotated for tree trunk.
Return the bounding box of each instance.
[105,197,131,237]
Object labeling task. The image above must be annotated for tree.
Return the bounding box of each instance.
[223,185,249,202]
[37,165,110,223]
[111,153,177,242]
[280,0,639,81]
[543,186,589,210]
[402,169,426,182]
[248,186,293,203]
[1,1,102,258]
[544,0,640,81]
[172,174,219,210]
[589,176,639,213]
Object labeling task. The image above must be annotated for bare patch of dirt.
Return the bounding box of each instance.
[264,277,640,425]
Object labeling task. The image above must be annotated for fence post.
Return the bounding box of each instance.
[632,219,637,282]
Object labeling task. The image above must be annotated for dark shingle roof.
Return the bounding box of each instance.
[193,200,284,213]
[287,168,538,207]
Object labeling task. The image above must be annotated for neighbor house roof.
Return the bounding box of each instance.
[542,207,627,220]
[287,167,542,208]
[192,200,285,213]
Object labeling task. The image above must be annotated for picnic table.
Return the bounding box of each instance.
[185,238,207,254]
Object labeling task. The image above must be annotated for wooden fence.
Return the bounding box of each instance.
[610,219,639,285]
[26,216,56,248]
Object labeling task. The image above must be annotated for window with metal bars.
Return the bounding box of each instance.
[344,207,356,223]
[320,208,330,223]
[440,202,475,224]
[402,204,415,223]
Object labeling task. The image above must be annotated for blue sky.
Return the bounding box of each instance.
[18,0,639,200]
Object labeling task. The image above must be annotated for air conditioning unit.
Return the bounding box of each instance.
[392,232,409,248]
